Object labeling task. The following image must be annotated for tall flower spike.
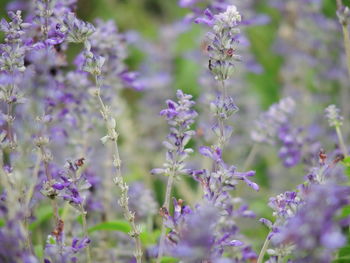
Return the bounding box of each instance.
[153,90,197,262]
[324,104,348,155]
[63,13,95,43]
[251,97,303,167]
[196,5,242,80]
[152,89,198,177]
[325,104,343,128]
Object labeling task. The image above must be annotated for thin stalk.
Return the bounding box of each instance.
[40,146,59,225]
[6,101,14,144]
[243,143,259,171]
[81,206,92,263]
[257,233,271,263]
[217,80,227,149]
[94,77,142,263]
[337,0,350,76]
[156,170,175,263]
[337,0,350,118]
[335,125,348,156]
[23,152,41,248]
[5,81,16,165]
[25,152,41,209]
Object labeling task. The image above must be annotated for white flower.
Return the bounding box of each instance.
[213,5,241,33]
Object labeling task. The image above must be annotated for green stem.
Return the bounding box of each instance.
[25,151,41,209]
[94,77,142,263]
[81,207,92,263]
[337,0,350,118]
[243,143,259,171]
[41,150,59,226]
[257,233,271,263]
[335,125,348,156]
[156,170,175,263]
[217,80,227,149]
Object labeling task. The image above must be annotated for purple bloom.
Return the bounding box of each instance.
[151,90,197,177]
[273,184,350,263]
[63,12,95,43]
[0,220,39,262]
[196,6,242,80]
[128,182,158,220]
[45,235,91,263]
[277,125,303,167]
[251,97,304,167]
[44,159,91,212]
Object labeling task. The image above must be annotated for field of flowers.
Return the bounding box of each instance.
[1,0,350,262]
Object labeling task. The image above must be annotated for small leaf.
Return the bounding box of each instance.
[341,205,350,218]
[88,220,131,234]
[160,257,179,263]
[29,205,53,231]
[76,214,83,225]
[342,156,350,167]
[34,244,44,260]
[338,246,350,257]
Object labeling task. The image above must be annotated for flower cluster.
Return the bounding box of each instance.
[251,97,304,167]
[50,159,91,212]
[196,6,242,80]
[261,149,350,262]
[273,184,350,262]
[325,104,343,128]
[151,90,198,177]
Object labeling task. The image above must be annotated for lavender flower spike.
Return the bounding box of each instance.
[153,89,197,263]
[325,104,348,155]
[197,5,242,80]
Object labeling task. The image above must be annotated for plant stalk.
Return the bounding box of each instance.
[335,125,348,156]
[94,76,142,263]
[81,206,92,263]
[257,233,271,263]
[156,170,175,263]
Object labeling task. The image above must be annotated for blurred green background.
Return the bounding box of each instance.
[0,0,345,108]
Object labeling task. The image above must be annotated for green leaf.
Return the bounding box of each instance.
[342,156,350,167]
[88,220,131,234]
[34,244,44,260]
[29,205,53,231]
[76,214,83,225]
[333,257,350,263]
[341,205,350,217]
[338,245,350,258]
[159,257,178,263]
[88,221,160,246]
[341,157,350,179]
[140,229,160,245]
[0,219,4,227]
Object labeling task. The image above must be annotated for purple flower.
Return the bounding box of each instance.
[45,160,91,212]
[45,235,91,263]
[128,182,158,220]
[196,6,242,80]
[151,90,197,177]
[251,97,304,167]
[272,184,350,262]
[63,12,95,43]
[277,125,303,167]
[0,220,39,262]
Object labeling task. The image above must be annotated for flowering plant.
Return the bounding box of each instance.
[0,1,350,263]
